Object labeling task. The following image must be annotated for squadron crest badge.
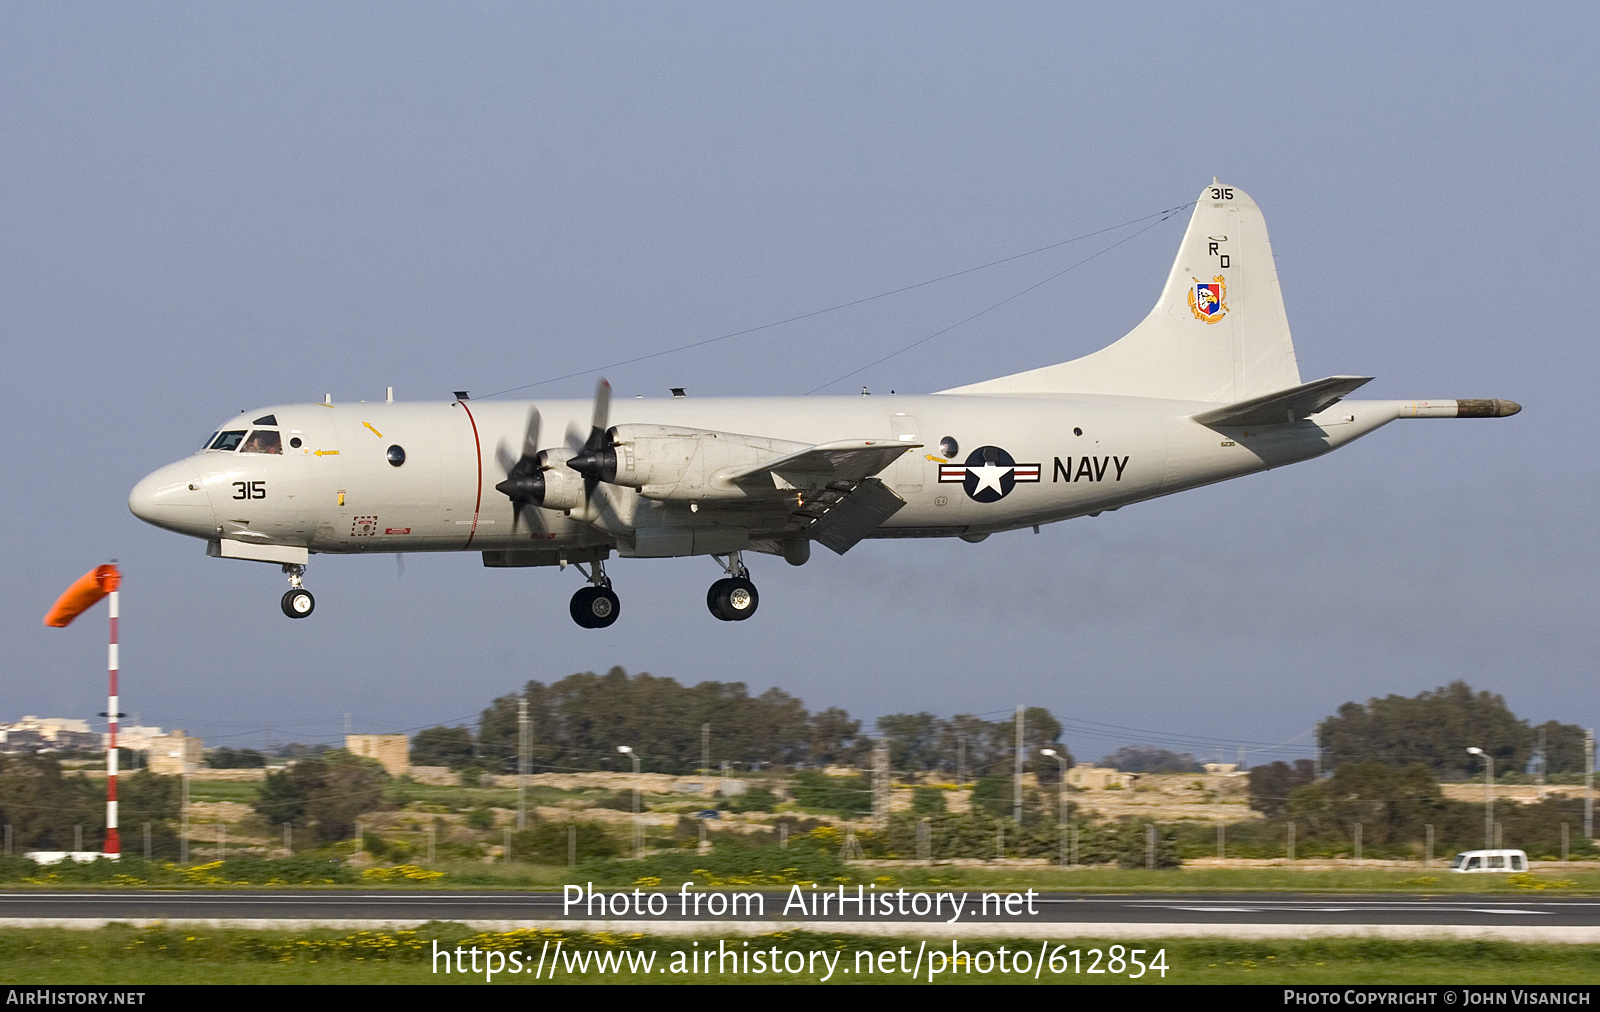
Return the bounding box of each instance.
[1189,275,1228,324]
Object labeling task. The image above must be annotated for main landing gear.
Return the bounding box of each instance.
[280,564,314,619]
[707,552,759,622]
[569,558,620,629]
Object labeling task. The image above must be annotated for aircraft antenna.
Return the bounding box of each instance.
[805,205,1188,394]
[479,202,1193,398]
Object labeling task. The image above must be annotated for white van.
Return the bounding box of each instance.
[1449,849,1527,873]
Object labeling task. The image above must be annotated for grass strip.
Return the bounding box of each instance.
[2,923,1599,985]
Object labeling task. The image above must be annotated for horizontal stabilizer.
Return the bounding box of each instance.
[1191,375,1373,428]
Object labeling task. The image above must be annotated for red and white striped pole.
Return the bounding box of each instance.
[105,585,120,858]
[43,562,123,860]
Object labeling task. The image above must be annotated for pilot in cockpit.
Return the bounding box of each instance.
[240,430,282,454]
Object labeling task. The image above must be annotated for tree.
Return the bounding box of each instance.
[1100,746,1202,773]
[207,748,267,769]
[475,667,831,774]
[808,708,868,767]
[970,774,1013,817]
[253,750,388,842]
[878,709,1068,781]
[1248,760,1316,817]
[1531,721,1590,777]
[1287,762,1443,845]
[117,771,182,858]
[0,755,102,850]
[410,726,476,769]
[878,713,943,774]
[1318,682,1576,779]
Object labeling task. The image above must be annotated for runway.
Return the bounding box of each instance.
[4,890,1599,941]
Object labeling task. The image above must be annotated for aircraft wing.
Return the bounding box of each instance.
[721,439,921,490]
[717,439,919,555]
[1190,375,1374,428]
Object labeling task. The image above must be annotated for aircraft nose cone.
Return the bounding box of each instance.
[129,460,215,537]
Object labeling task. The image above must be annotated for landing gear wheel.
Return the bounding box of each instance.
[570,585,620,628]
[708,577,758,621]
[281,588,315,619]
[707,579,732,619]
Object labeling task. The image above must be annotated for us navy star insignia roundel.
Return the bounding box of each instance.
[937,445,1041,502]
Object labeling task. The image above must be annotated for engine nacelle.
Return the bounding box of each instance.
[605,424,808,501]
[533,453,587,512]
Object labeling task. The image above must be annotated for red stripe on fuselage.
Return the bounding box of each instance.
[455,400,485,548]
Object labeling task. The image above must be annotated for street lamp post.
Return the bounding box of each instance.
[1467,747,1494,852]
[618,746,641,858]
[1040,748,1067,866]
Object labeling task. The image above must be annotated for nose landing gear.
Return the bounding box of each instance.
[569,558,620,629]
[280,564,314,619]
[707,552,759,621]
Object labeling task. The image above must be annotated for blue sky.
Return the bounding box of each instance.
[3,4,1594,767]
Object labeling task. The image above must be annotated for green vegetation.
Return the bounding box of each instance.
[0,756,180,857]
[1236,761,1599,861]
[1100,746,1203,773]
[789,770,871,819]
[4,670,1596,903]
[253,749,388,843]
[1321,681,1588,779]
[409,726,476,769]
[1,924,1598,985]
[184,780,265,804]
[206,747,267,769]
[877,708,1068,778]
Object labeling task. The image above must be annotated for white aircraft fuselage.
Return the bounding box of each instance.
[129,392,1418,554]
[129,182,1519,625]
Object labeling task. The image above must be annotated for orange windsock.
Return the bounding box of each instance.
[44,564,122,628]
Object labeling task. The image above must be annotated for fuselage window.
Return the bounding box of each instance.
[210,430,247,452]
[240,430,283,454]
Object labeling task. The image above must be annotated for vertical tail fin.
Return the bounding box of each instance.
[944,182,1302,402]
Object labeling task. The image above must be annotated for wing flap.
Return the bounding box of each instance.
[798,477,906,555]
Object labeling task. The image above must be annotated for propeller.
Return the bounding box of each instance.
[493,407,547,532]
[566,378,617,500]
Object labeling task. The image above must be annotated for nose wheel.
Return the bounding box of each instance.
[281,588,315,618]
[280,564,314,619]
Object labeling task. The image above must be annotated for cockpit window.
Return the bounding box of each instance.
[202,431,219,450]
[240,430,283,454]
[252,414,278,426]
[209,430,247,451]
